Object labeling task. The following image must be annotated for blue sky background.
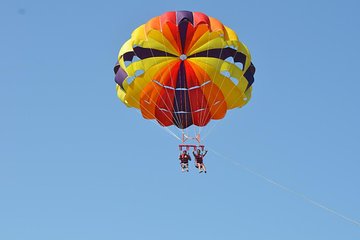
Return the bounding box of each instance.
[1,0,360,239]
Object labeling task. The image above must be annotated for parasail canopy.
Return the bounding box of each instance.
[114,10,255,129]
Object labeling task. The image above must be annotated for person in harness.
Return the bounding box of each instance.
[193,148,208,173]
[179,150,191,172]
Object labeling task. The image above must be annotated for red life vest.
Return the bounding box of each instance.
[194,154,203,163]
[180,154,190,163]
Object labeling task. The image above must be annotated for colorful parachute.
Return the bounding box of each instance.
[114,11,255,129]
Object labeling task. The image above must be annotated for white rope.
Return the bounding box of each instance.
[131,107,181,141]
[203,109,234,140]
[124,85,181,140]
[207,146,360,229]
[161,125,182,141]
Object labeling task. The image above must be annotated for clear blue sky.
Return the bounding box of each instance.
[1,0,360,239]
